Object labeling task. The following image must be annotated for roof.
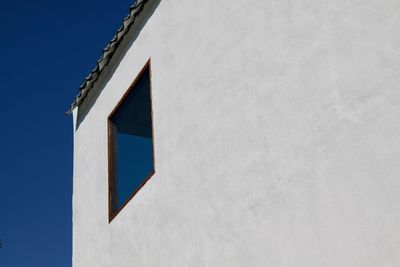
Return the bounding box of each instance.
[67,0,150,114]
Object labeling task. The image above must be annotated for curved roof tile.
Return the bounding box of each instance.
[67,0,149,114]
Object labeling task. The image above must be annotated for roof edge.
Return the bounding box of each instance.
[67,0,150,114]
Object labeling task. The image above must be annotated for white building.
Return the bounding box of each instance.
[70,0,400,266]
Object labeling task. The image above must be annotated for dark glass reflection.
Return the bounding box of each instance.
[110,67,154,214]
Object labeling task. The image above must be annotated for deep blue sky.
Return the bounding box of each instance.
[0,1,136,266]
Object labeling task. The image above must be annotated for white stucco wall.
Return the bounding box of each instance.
[73,0,400,266]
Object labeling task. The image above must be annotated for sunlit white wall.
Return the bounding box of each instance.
[73,0,400,266]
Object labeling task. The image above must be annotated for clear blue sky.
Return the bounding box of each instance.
[0,1,136,266]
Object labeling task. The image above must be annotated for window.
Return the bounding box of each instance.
[108,60,155,222]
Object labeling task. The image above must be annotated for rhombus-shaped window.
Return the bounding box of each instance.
[108,60,155,222]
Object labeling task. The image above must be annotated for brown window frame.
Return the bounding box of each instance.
[107,58,155,223]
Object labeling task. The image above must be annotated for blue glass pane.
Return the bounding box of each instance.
[115,133,153,207]
[110,66,154,214]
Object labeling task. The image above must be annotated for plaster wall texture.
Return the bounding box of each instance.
[72,0,400,266]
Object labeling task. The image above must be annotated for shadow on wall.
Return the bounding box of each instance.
[76,0,161,129]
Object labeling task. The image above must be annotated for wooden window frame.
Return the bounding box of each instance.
[107,58,155,223]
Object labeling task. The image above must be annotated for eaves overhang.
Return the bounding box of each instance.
[67,0,150,114]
